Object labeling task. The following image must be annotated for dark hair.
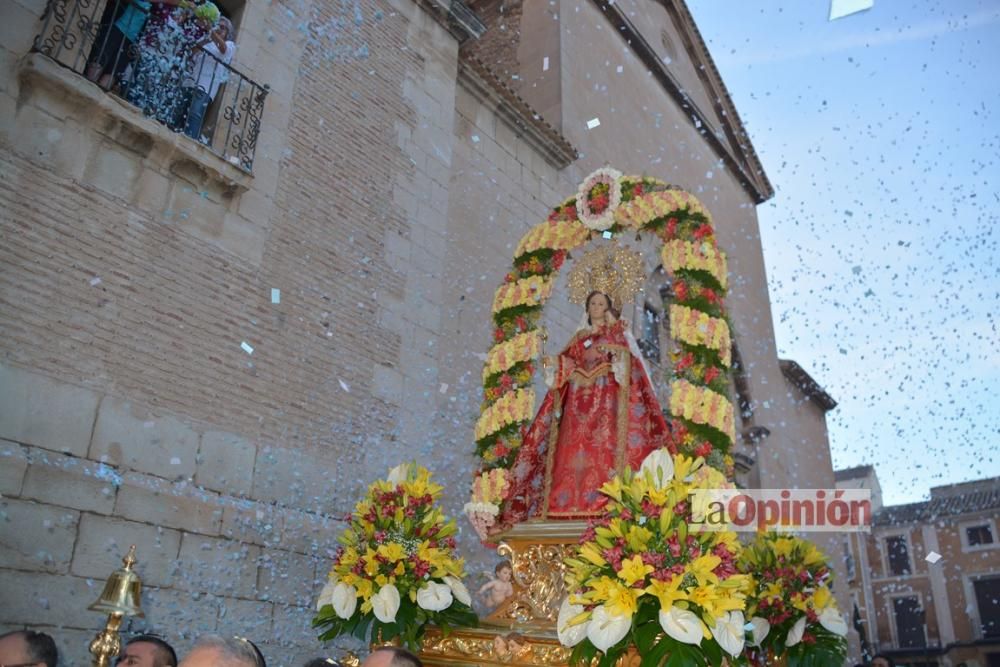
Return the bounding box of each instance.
[0,630,58,667]
[585,291,619,324]
[871,655,896,667]
[494,560,512,574]
[303,660,339,667]
[371,647,423,667]
[124,634,178,667]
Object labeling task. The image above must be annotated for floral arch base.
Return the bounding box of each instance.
[465,168,739,541]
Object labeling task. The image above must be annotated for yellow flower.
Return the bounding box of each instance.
[803,543,826,566]
[626,525,654,553]
[363,549,380,577]
[600,476,624,502]
[579,542,608,567]
[618,555,654,586]
[688,584,743,619]
[646,575,688,609]
[687,554,721,587]
[773,537,796,560]
[812,585,832,610]
[377,543,406,563]
[604,581,640,618]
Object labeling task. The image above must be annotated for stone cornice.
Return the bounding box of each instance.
[457,54,579,169]
[589,0,775,203]
[412,0,487,42]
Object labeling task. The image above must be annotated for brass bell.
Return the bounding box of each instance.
[88,545,145,667]
[88,544,145,618]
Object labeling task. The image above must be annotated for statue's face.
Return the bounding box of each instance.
[587,293,610,322]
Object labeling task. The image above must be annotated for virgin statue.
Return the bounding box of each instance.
[497,246,672,528]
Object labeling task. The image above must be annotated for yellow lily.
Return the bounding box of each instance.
[617,555,654,586]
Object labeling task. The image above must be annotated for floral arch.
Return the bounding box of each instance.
[466,168,738,538]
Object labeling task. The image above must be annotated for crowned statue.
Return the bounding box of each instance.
[495,244,672,531]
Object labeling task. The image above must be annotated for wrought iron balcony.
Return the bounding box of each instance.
[32,0,268,172]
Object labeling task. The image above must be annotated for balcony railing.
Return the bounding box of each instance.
[32,0,268,172]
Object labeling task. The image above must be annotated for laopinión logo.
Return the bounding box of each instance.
[689,489,872,532]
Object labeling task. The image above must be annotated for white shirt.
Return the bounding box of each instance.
[186,40,236,99]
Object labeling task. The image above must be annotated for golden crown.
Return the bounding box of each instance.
[566,243,646,308]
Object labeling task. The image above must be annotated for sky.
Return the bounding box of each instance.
[685,0,1000,505]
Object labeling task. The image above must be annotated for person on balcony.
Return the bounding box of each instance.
[125,0,217,127]
[175,15,235,143]
[85,0,151,90]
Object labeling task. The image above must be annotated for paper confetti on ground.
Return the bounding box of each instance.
[925,551,942,564]
[170,457,181,465]
[89,276,102,286]
[271,288,281,303]
[338,379,350,392]
[471,135,480,143]
[241,341,254,355]
[543,56,549,71]
[829,0,873,21]
[586,118,601,129]
[439,383,449,394]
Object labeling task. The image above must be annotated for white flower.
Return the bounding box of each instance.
[575,167,624,231]
[463,501,500,517]
[416,581,453,612]
[331,582,357,620]
[444,576,472,606]
[316,578,338,612]
[387,463,411,484]
[710,610,746,657]
[586,606,631,652]
[819,606,848,636]
[785,616,807,647]
[658,605,703,645]
[557,598,588,648]
[748,616,771,647]
[371,584,401,622]
[640,448,675,489]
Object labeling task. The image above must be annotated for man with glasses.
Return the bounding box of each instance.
[0,630,58,667]
[117,635,178,667]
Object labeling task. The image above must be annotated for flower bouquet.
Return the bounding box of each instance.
[559,450,751,667]
[739,533,848,667]
[313,463,478,650]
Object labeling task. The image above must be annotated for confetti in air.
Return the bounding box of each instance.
[338,379,351,392]
[240,341,254,355]
[925,551,942,564]
[271,288,281,303]
[89,276,102,286]
[439,383,449,394]
[828,0,874,20]
[542,56,549,71]
[586,118,601,129]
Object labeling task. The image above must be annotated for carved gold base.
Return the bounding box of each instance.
[483,520,588,630]
[420,626,571,667]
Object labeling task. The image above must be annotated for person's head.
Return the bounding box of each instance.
[178,636,263,667]
[0,630,58,667]
[360,647,422,667]
[871,655,895,667]
[215,16,234,40]
[585,291,618,325]
[495,560,512,581]
[118,635,177,667]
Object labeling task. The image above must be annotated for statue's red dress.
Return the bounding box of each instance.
[498,318,671,528]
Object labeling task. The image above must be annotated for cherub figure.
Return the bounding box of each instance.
[477,560,514,609]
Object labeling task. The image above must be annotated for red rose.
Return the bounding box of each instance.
[694,441,712,457]
[693,223,713,240]
[704,366,720,384]
[674,280,688,301]
[494,328,505,342]
[666,217,678,238]
[633,183,644,197]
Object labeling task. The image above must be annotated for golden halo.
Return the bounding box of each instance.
[566,243,645,308]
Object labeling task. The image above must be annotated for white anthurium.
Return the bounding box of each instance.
[639,448,675,489]
[710,610,746,657]
[748,616,771,647]
[658,605,703,645]
[331,582,358,620]
[371,584,401,623]
[316,578,338,612]
[587,606,632,652]
[818,606,849,636]
[785,616,808,647]
[416,581,454,612]
[557,597,588,648]
[387,463,411,484]
[443,576,472,606]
